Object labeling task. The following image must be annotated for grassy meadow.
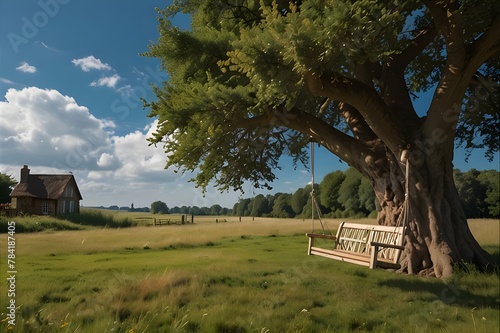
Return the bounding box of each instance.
[0,213,498,332]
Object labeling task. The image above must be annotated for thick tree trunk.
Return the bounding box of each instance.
[282,102,494,279]
[370,148,494,279]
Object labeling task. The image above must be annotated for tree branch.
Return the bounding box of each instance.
[395,22,437,70]
[464,15,500,77]
[422,1,467,152]
[304,70,408,154]
[318,97,331,117]
[376,22,436,129]
[423,9,499,155]
[424,0,465,68]
[338,102,378,142]
[233,107,384,172]
[234,113,274,129]
[284,108,385,172]
[370,24,437,131]
[378,59,419,128]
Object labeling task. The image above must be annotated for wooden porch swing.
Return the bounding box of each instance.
[306,142,410,270]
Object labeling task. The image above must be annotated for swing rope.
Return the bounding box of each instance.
[399,150,411,232]
[310,138,331,235]
[393,149,411,242]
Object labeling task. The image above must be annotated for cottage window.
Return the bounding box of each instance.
[69,200,75,213]
[61,200,66,214]
[42,201,49,214]
[64,185,73,197]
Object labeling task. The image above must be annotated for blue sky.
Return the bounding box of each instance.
[0,0,498,209]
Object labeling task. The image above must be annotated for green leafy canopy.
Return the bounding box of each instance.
[143,0,499,192]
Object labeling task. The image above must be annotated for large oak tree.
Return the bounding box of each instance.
[144,0,499,278]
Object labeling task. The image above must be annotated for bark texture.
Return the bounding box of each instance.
[371,151,493,278]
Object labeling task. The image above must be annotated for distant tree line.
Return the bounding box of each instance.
[453,169,499,218]
[233,168,377,219]
[90,205,151,212]
[232,168,499,219]
[150,201,232,215]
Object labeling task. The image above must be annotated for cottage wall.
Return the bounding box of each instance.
[13,197,34,215]
[35,199,57,216]
[57,182,80,215]
[13,197,57,216]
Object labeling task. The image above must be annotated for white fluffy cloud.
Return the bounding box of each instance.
[96,153,116,168]
[16,62,37,73]
[0,87,115,169]
[72,55,111,72]
[90,74,121,88]
[111,121,168,181]
[0,86,219,208]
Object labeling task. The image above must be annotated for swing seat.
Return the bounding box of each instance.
[306,222,404,269]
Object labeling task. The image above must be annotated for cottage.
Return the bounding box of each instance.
[10,165,82,216]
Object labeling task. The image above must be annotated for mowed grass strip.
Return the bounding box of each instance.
[0,219,498,332]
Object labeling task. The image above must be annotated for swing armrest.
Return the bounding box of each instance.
[306,233,336,256]
[306,233,337,240]
[369,242,405,269]
[370,242,405,250]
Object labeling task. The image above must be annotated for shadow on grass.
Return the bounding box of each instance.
[380,247,499,310]
[485,247,500,270]
[378,273,500,309]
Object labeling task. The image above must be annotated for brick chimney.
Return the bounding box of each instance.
[20,165,30,183]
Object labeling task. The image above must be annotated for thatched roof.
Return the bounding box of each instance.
[10,174,83,200]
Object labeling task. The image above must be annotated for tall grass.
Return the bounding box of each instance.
[64,209,137,228]
[0,215,85,233]
[0,208,137,233]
